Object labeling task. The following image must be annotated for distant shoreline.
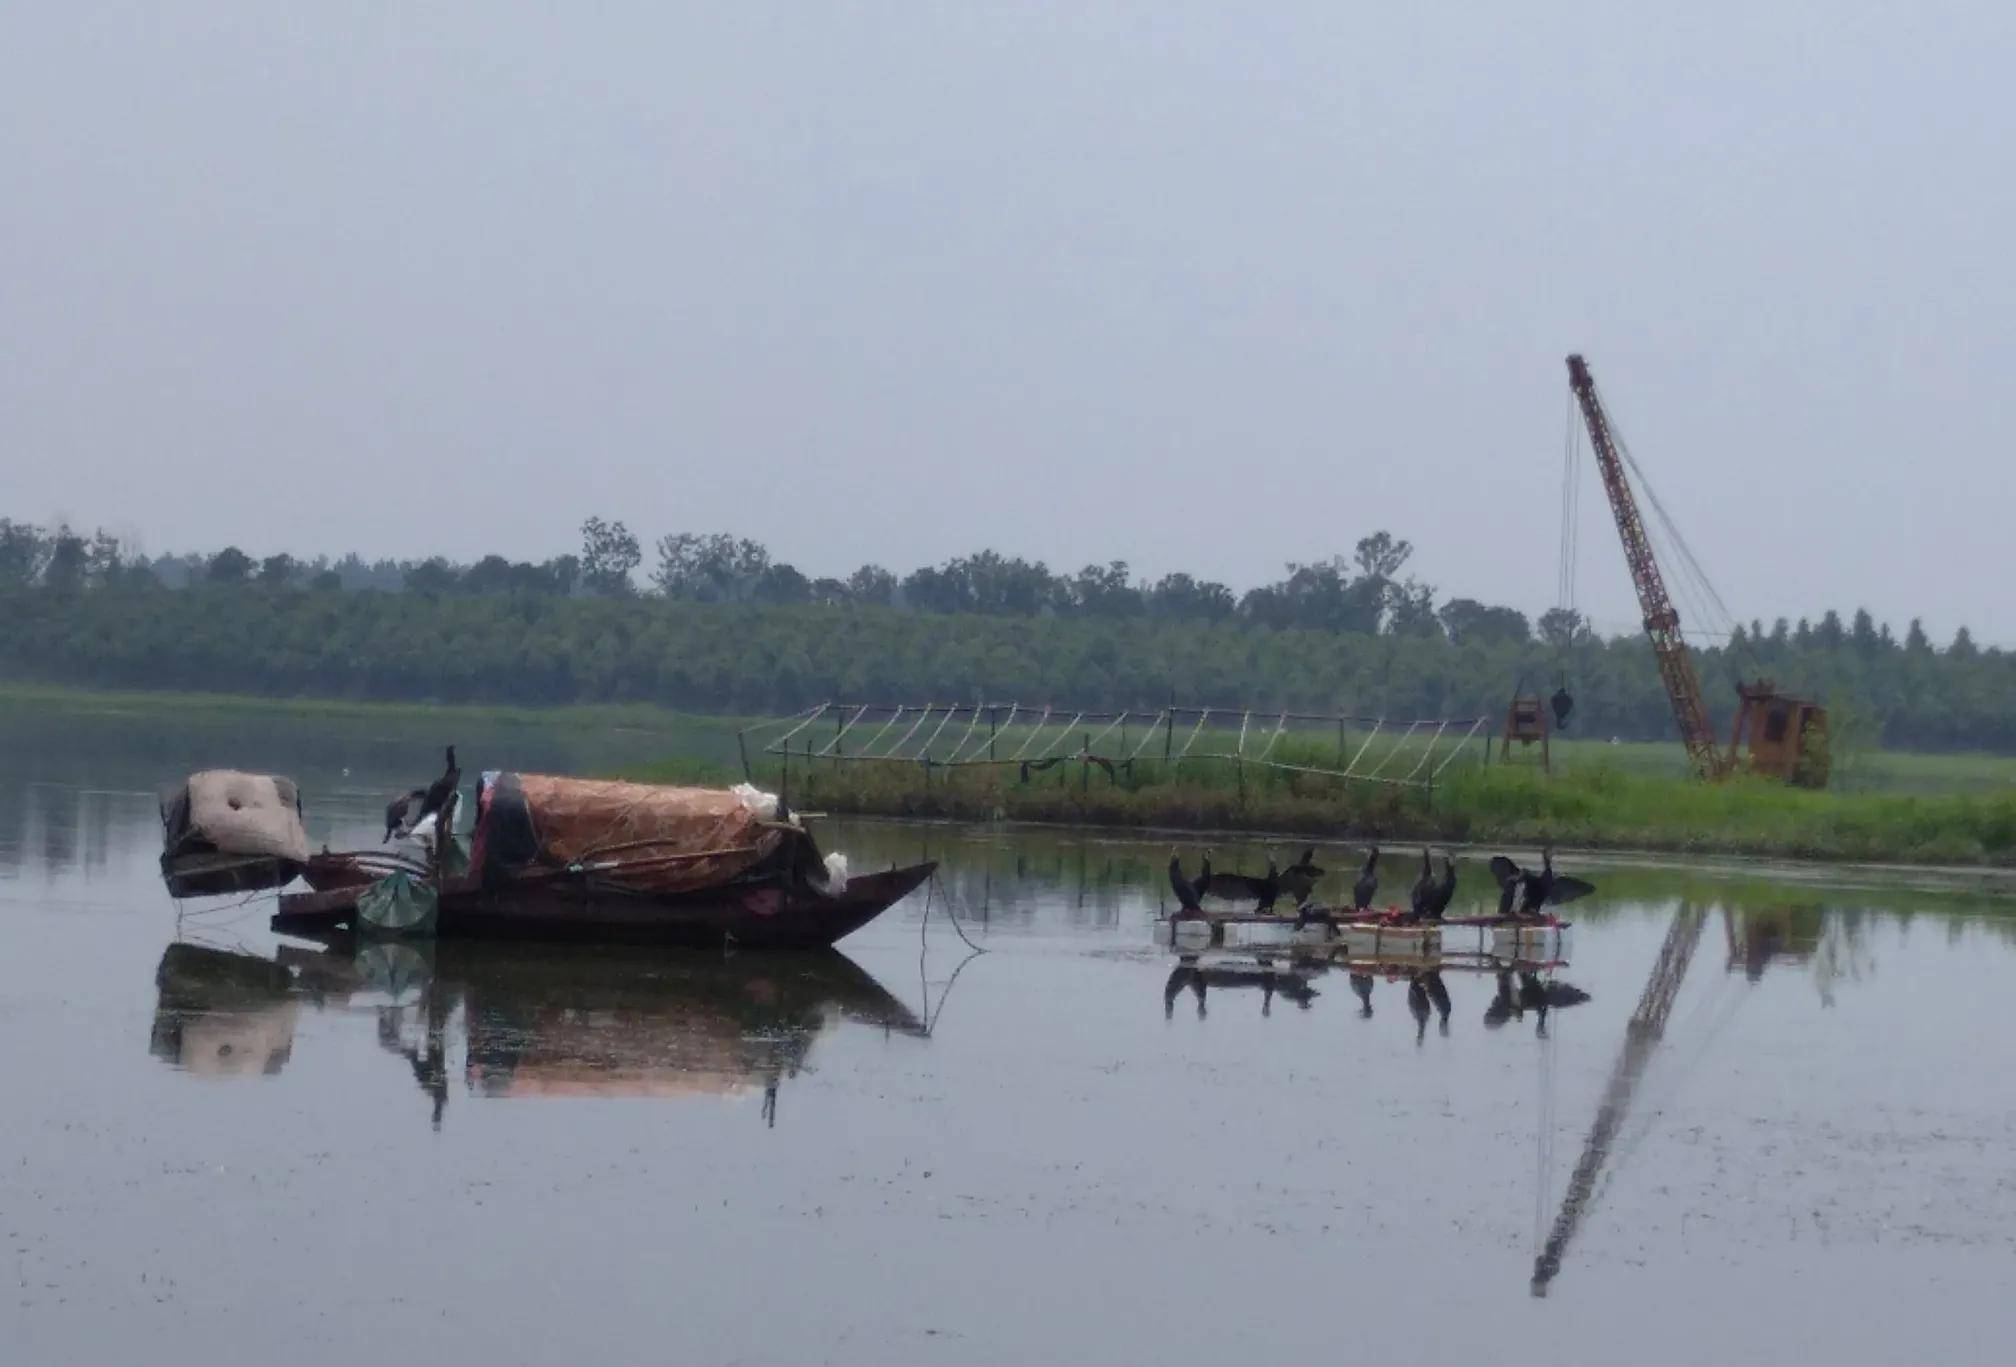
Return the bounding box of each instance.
[10,680,2016,870]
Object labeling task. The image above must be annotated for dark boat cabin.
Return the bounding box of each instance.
[1730,681,1828,787]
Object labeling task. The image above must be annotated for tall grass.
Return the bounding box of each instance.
[715,742,2016,866]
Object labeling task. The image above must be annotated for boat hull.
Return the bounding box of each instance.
[273,862,935,950]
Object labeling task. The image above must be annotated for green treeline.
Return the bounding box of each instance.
[2,515,2009,751]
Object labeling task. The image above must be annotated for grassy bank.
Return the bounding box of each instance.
[648,751,2016,867]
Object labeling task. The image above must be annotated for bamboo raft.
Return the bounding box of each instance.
[1157,905,1569,951]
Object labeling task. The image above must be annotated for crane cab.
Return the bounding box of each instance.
[1731,681,1828,787]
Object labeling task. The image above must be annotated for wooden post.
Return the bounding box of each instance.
[833,708,844,769]
[737,731,753,783]
[988,706,998,762]
[1164,708,1175,764]
[1081,732,1090,793]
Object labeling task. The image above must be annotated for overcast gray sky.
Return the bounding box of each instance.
[4,3,2010,641]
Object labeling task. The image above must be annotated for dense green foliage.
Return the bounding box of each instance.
[4,515,2012,752]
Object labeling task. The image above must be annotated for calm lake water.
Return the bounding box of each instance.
[4,702,2016,1365]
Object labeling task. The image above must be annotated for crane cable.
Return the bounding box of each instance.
[1557,388,1581,618]
[1603,397,1765,680]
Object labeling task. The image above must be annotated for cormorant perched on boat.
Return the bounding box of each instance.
[1409,848,1435,920]
[1427,855,1458,920]
[1488,849,1596,918]
[409,745,461,839]
[1352,847,1380,913]
[1278,846,1325,905]
[1168,852,1205,918]
[382,788,426,843]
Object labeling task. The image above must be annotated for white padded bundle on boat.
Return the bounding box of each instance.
[820,852,850,891]
[177,770,311,864]
[730,783,781,822]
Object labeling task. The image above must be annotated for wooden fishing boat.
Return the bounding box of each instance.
[272,773,933,950]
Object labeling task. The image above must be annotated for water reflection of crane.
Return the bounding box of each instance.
[1530,903,1708,1296]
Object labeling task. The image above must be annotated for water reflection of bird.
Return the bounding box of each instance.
[1407,975,1431,1044]
[1350,972,1375,1018]
[1485,969,1591,1033]
[1164,958,1206,1019]
[1353,847,1380,912]
[1424,970,1451,1035]
[1484,971,1517,1029]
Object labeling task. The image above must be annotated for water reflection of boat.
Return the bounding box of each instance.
[150,942,300,1076]
[147,939,926,1125]
[440,941,926,1107]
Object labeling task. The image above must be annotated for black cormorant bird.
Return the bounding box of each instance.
[1168,852,1205,918]
[1489,849,1596,918]
[382,788,426,843]
[1427,855,1458,920]
[1409,848,1435,919]
[1202,855,1280,913]
[408,745,461,840]
[1278,846,1325,905]
[1352,846,1380,912]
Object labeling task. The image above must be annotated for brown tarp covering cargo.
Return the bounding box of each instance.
[477,774,802,896]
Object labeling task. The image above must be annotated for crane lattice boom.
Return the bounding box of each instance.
[1565,354,1728,779]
